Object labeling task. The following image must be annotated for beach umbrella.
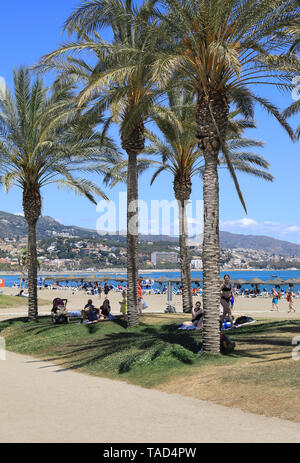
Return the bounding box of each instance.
[247,278,265,285]
[234,278,246,285]
[96,276,108,282]
[271,278,284,287]
[264,279,277,285]
[284,279,298,288]
[113,276,127,282]
[155,277,170,284]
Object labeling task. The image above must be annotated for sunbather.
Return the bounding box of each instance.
[179,301,204,330]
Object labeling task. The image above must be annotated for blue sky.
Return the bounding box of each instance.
[0,0,299,243]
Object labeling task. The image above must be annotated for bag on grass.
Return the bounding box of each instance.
[142,300,148,310]
[235,316,255,325]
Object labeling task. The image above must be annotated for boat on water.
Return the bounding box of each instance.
[272,275,278,278]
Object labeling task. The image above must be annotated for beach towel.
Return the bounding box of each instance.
[68,311,81,318]
[178,324,196,330]
[234,316,256,328]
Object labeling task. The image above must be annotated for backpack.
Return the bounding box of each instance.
[220,333,235,354]
[235,316,254,325]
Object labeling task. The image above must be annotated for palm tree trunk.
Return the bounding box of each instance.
[196,91,229,354]
[122,119,145,328]
[126,151,139,327]
[202,152,220,353]
[23,188,41,322]
[27,220,38,321]
[178,199,193,313]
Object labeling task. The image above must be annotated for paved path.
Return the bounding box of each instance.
[0,352,299,443]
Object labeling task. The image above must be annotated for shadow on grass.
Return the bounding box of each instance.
[39,322,202,375]
[2,316,298,378]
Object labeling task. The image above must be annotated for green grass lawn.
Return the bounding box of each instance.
[0,294,50,309]
[0,314,299,421]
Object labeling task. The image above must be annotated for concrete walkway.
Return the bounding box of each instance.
[0,352,299,443]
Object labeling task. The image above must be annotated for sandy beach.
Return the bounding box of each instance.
[1,285,299,320]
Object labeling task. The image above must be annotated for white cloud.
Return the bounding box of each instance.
[221,218,258,228]
[284,225,300,233]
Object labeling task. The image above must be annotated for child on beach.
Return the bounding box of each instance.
[271,288,279,312]
[287,291,296,313]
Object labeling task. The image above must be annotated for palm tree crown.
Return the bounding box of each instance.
[0,67,119,319]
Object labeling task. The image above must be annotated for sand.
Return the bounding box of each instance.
[0,285,299,320]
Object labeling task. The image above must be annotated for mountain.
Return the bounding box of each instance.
[220,231,300,256]
[0,211,99,240]
[0,210,300,256]
[189,231,300,256]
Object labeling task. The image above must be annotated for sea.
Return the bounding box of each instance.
[3,269,300,290]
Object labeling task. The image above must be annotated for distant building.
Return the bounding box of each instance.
[191,259,202,269]
[151,252,178,266]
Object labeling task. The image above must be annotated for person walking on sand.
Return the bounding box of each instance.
[220,274,233,324]
[271,288,279,312]
[287,291,296,313]
[138,278,143,314]
[119,290,127,320]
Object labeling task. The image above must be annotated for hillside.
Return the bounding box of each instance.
[0,210,300,256]
[220,231,300,256]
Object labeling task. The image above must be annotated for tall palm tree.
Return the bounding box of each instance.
[153,0,298,352]
[39,0,163,327]
[17,247,41,288]
[0,68,118,321]
[146,90,273,313]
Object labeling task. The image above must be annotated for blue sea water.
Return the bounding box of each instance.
[3,269,300,289]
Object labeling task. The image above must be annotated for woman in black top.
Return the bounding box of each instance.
[100,299,111,318]
[220,274,233,324]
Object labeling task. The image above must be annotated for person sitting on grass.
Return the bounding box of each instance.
[179,301,204,330]
[99,299,111,319]
[81,299,100,323]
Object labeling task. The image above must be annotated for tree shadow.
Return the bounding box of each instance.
[43,323,201,374]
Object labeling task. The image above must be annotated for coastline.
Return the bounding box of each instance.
[0,267,298,276]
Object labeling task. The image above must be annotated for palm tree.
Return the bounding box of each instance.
[283,101,300,140]
[0,68,118,321]
[146,90,273,313]
[17,247,41,289]
[39,0,163,327]
[152,0,297,352]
